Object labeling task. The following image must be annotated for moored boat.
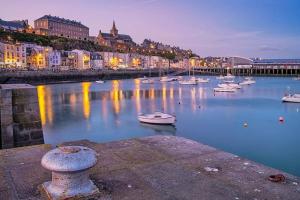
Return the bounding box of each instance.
[138,112,176,125]
[160,76,177,82]
[142,79,155,84]
[239,78,256,85]
[214,87,237,92]
[179,79,198,85]
[218,83,241,89]
[282,94,300,103]
[95,80,105,84]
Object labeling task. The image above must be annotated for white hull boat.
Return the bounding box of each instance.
[179,80,198,85]
[95,80,105,84]
[137,76,148,80]
[282,94,300,103]
[160,77,177,82]
[197,78,210,83]
[218,83,241,89]
[138,112,176,125]
[224,80,235,83]
[216,75,225,80]
[142,79,154,84]
[239,80,256,85]
[214,87,237,92]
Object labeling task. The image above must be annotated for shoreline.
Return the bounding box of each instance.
[0,68,298,85]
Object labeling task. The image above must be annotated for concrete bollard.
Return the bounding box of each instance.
[41,146,99,199]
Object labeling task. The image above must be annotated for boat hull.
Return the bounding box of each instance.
[138,116,176,125]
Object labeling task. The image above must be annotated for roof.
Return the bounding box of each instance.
[0,19,27,30]
[100,32,133,41]
[35,15,88,29]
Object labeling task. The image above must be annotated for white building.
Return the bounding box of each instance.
[90,52,103,69]
[48,50,61,68]
[72,49,90,70]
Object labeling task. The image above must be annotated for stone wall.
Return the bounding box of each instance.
[0,84,44,149]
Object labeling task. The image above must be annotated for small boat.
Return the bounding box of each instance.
[179,79,198,85]
[142,79,154,84]
[137,76,148,80]
[224,80,235,83]
[160,76,177,82]
[218,83,241,89]
[214,87,237,92]
[191,76,209,83]
[282,94,300,103]
[239,78,256,85]
[224,74,235,79]
[95,80,105,84]
[138,112,176,125]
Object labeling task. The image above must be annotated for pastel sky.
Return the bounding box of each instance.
[1,0,300,58]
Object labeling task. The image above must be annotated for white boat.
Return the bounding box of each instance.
[216,75,225,80]
[214,87,237,92]
[191,76,209,83]
[282,94,300,103]
[179,79,198,85]
[142,79,154,84]
[138,112,176,125]
[137,76,148,80]
[239,78,256,85]
[95,80,105,84]
[224,74,235,79]
[160,76,177,82]
[218,83,241,89]
[224,80,235,83]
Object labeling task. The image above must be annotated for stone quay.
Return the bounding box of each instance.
[0,136,299,199]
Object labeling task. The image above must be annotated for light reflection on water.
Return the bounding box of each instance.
[37,76,300,176]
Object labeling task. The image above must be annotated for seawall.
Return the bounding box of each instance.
[0,136,299,199]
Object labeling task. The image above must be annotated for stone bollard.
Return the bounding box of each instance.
[41,146,99,199]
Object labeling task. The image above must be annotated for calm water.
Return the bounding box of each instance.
[38,76,300,176]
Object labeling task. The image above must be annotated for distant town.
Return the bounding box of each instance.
[0,15,300,72]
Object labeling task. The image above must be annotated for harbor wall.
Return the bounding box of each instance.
[0,84,44,149]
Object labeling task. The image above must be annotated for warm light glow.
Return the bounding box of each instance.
[111,80,121,114]
[132,58,141,67]
[37,86,46,126]
[82,82,91,119]
[162,84,167,111]
[134,79,141,113]
[109,57,119,67]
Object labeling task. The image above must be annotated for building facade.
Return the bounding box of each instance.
[34,15,89,40]
[0,42,27,68]
[48,50,61,68]
[72,49,90,70]
[97,21,135,50]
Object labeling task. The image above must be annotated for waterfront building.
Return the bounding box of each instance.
[34,15,89,40]
[0,42,27,68]
[61,51,78,70]
[26,44,53,69]
[96,21,135,50]
[71,49,90,70]
[0,18,29,32]
[101,52,131,68]
[90,52,103,69]
[48,50,61,68]
[227,56,253,68]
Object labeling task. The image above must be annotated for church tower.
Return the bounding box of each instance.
[110,21,118,37]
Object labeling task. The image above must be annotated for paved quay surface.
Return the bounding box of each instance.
[0,135,299,200]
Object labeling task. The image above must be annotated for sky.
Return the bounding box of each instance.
[1,0,300,58]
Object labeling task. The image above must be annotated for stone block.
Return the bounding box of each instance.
[12,95,38,105]
[30,130,43,140]
[0,89,12,99]
[14,132,30,142]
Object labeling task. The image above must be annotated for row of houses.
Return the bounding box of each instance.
[0,41,194,70]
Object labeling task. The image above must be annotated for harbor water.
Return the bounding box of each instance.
[38,76,300,176]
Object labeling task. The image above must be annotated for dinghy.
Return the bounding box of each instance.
[138,112,176,125]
